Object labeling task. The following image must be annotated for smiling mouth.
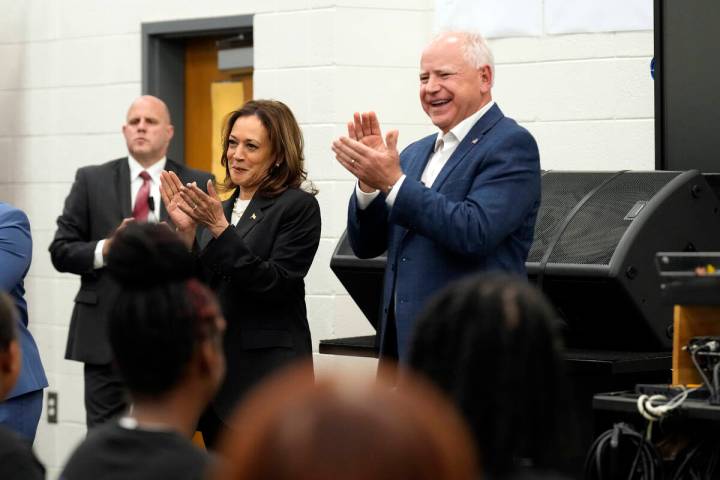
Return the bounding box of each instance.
[429,99,451,107]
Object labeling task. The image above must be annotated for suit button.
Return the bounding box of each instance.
[401,257,407,262]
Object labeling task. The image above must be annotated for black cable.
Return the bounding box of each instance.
[673,439,720,479]
[585,423,663,480]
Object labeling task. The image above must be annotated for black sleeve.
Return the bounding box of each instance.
[199,193,321,300]
[0,430,45,480]
[49,167,97,274]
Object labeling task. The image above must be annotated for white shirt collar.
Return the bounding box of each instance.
[434,100,496,152]
[128,155,167,183]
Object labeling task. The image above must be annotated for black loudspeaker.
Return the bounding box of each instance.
[330,170,720,351]
[331,236,385,331]
[529,170,720,351]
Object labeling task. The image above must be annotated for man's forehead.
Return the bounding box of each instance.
[126,98,170,122]
[421,40,465,66]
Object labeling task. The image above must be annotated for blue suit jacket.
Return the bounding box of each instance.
[347,104,541,360]
[0,203,48,398]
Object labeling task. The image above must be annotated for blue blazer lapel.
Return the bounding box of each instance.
[431,104,505,191]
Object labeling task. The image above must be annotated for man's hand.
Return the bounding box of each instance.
[333,111,403,193]
[102,217,135,257]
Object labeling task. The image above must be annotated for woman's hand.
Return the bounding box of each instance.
[160,171,197,248]
[179,180,229,239]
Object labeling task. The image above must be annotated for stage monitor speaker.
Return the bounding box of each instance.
[330,170,720,350]
[330,236,385,331]
[529,170,720,351]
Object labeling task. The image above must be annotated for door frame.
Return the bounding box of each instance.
[141,15,253,164]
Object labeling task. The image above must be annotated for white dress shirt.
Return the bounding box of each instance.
[355,101,496,210]
[127,156,166,223]
[93,156,167,269]
[231,198,251,226]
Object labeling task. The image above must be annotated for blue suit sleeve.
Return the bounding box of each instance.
[0,207,32,291]
[389,128,540,256]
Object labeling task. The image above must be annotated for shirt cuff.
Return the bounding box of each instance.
[355,183,380,210]
[384,175,406,209]
[93,240,106,269]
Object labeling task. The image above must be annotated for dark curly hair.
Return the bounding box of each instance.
[408,273,578,478]
[106,223,222,398]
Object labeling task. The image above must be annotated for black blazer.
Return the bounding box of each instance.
[197,187,321,420]
[49,157,212,364]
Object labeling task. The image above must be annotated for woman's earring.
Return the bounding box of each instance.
[275,162,280,167]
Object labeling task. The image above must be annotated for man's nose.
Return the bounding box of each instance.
[425,76,440,92]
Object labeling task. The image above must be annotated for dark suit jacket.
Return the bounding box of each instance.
[49,157,212,364]
[348,104,541,360]
[197,187,320,420]
[0,203,48,399]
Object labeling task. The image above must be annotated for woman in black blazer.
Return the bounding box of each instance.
[160,100,321,447]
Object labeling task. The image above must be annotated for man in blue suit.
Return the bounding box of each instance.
[332,31,541,361]
[0,202,48,441]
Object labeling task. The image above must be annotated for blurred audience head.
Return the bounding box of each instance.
[408,273,576,477]
[212,363,479,480]
[0,292,21,400]
[106,223,225,403]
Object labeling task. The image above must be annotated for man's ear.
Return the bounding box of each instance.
[479,64,493,92]
[0,341,21,400]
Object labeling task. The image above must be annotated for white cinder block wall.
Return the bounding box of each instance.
[0,0,653,477]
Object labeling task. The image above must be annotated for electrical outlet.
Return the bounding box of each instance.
[47,391,58,424]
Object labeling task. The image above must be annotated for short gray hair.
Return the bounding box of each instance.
[433,31,495,83]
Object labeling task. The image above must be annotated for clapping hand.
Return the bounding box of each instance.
[160,171,196,233]
[332,111,402,193]
[177,180,229,239]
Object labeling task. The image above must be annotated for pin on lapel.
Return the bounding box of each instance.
[251,213,257,220]
[471,138,479,144]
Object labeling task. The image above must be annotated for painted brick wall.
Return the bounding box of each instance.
[0,1,653,477]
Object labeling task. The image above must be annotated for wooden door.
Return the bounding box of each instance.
[184,37,253,186]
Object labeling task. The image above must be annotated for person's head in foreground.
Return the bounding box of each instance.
[0,292,46,480]
[106,223,226,418]
[211,363,479,480]
[60,223,226,480]
[409,273,577,478]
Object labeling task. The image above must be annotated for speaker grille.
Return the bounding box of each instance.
[547,171,682,265]
[527,172,616,263]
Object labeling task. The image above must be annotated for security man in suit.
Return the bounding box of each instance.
[50,95,212,427]
[332,31,541,361]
